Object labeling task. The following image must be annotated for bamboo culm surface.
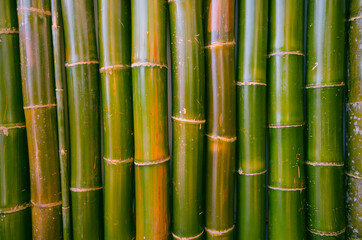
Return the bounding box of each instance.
[98,0,135,239]
[347,0,362,238]
[204,0,236,239]
[50,0,71,239]
[268,0,306,239]
[236,0,268,239]
[0,1,31,239]
[61,0,103,239]
[17,0,63,239]
[131,0,170,239]
[169,1,206,239]
[306,1,346,239]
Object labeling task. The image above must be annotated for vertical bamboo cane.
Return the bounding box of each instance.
[347,1,362,238]
[131,0,170,239]
[204,1,236,239]
[236,0,268,239]
[306,1,346,239]
[98,0,135,239]
[50,0,71,239]
[268,0,306,239]
[17,0,63,239]
[169,1,206,239]
[0,1,31,239]
[61,0,103,239]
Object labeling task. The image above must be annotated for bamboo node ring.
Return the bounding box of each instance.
[305,161,344,167]
[65,61,99,67]
[134,156,170,166]
[305,82,345,89]
[131,62,168,69]
[172,229,205,240]
[17,7,51,16]
[345,172,362,179]
[31,200,62,208]
[0,203,30,214]
[104,157,134,165]
[205,41,235,49]
[205,225,235,236]
[307,228,346,236]
[0,28,19,34]
[171,116,206,124]
[238,169,267,176]
[268,186,306,191]
[70,187,103,192]
[23,103,57,109]
[99,64,131,73]
[236,82,267,86]
[206,134,237,142]
[0,125,26,136]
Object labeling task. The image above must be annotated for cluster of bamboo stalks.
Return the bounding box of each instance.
[0,0,361,240]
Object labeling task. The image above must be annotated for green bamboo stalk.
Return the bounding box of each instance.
[268,0,306,239]
[61,1,103,239]
[50,0,71,239]
[17,0,63,239]
[169,1,205,239]
[236,0,268,239]
[0,1,31,239]
[204,1,236,239]
[98,0,135,239]
[347,1,362,238]
[131,0,170,239]
[306,1,346,239]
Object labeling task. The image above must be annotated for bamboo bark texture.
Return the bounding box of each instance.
[0,1,31,239]
[306,1,346,239]
[98,0,135,239]
[346,0,362,238]
[236,0,268,239]
[131,0,170,239]
[204,0,236,239]
[17,0,63,239]
[169,1,205,239]
[61,0,103,238]
[268,0,306,239]
[50,0,71,239]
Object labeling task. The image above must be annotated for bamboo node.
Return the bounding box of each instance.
[345,172,362,179]
[134,156,170,166]
[305,161,344,167]
[0,125,26,136]
[236,82,267,86]
[205,41,235,49]
[70,187,103,192]
[349,15,362,22]
[17,7,51,16]
[0,202,30,214]
[99,64,131,73]
[205,225,235,236]
[104,157,134,165]
[268,123,304,128]
[171,116,206,124]
[238,169,267,176]
[55,88,64,92]
[268,186,306,191]
[65,61,99,67]
[206,134,237,142]
[305,82,345,89]
[23,103,56,109]
[0,28,19,34]
[307,227,346,236]
[31,200,62,208]
[172,229,205,239]
[267,51,304,58]
[131,62,168,69]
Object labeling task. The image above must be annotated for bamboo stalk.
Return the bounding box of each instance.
[268,0,306,239]
[17,0,63,239]
[60,0,103,239]
[236,0,268,239]
[306,1,346,239]
[347,1,362,238]
[169,1,205,239]
[0,1,31,239]
[131,0,170,239]
[98,0,135,239]
[204,1,236,239]
[50,0,71,239]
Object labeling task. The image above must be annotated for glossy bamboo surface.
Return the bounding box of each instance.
[204,0,236,239]
[169,1,205,239]
[61,0,103,239]
[131,0,170,239]
[0,1,31,239]
[306,1,346,239]
[98,0,135,239]
[347,0,362,238]
[236,0,268,239]
[17,0,62,239]
[268,0,306,239]
[50,0,71,239]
